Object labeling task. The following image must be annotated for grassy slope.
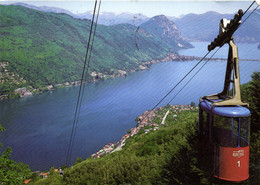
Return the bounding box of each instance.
[0,5,178,95]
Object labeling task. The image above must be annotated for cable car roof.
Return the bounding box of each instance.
[200,99,251,117]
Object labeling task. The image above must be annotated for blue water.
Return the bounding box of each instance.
[0,42,259,171]
[179,42,260,60]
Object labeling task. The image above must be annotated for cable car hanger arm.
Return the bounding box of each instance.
[202,9,249,107]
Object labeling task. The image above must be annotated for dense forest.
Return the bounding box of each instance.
[0,5,191,98]
[1,71,257,184]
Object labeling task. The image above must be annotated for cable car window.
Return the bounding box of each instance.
[239,117,250,146]
[212,115,250,147]
[213,115,232,130]
[201,111,209,136]
[232,118,239,135]
[213,115,234,147]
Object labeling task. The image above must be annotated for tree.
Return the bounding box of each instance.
[190,101,196,107]
[0,124,31,184]
[74,157,83,165]
[241,71,260,131]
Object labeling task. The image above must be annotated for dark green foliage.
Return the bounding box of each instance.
[0,124,31,185]
[190,101,196,107]
[240,71,260,185]
[30,71,260,184]
[74,157,83,165]
[61,109,200,184]
[30,173,62,185]
[242,72,260,129]
[0,5,180,96]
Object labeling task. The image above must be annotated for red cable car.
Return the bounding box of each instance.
[199,99,250,182]
[198,10,250,183]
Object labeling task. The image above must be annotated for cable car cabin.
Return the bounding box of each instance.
[198,9,252,182]
[199,99,250,182]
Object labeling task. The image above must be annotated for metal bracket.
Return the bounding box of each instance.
[203,39,248,107]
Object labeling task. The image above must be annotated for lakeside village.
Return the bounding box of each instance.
[23,104,197,183]
[0,54,202,100]
[91,104,198,159]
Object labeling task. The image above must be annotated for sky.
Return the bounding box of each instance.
[0,1,256,17]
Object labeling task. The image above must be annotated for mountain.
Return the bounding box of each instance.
[8,3,260,42]
[140,15,192,49]
[174,10,260,43]
[75,12,149,26]
[234,9,260,42]
[174,11,233,42]
[10,3,149,26]
[0,5,184,97]
[11,2,75,16]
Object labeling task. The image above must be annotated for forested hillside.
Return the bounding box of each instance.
[25,72,260,185]
[0,5,189,98]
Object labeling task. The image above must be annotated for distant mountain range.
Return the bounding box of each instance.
[10,2,76,16]
[174,10,260,43]
[0,4,190,97]
[10,2,149,26]
[10,3,260,43]
[75,12,149,26]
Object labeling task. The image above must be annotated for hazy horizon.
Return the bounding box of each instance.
[0,1,255,18]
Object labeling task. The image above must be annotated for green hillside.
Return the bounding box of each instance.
[28,107,202,184]
[25,72,260,185]
[0,5,182,97]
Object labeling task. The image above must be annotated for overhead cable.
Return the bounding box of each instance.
[152,0,258,110]
[66,0,100,166]
[69,0,102,164]
[168,48,221,104]
[152,51,211,110]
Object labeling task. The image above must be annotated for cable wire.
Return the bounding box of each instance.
[66,0,99,166]
[168,48,221,105]
[244,1,256,15]
[152,0,258,110]
[240,4,259,28]
[68,0,102,165]
[152,51,211,110]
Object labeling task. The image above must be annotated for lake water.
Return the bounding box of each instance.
[0,42,259,171]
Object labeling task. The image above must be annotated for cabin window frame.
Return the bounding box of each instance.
[199,109,211,138]
[212,114,250,147]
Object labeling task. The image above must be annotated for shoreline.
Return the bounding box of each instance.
[0,53,206,100]
[1,53,259,100]
[90,104,198,159]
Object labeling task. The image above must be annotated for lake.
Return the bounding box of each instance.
[0,42,259,171]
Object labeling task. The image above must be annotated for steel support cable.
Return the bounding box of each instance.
[68,0,102,165]
[244,1,256,15]
[74,0,102,134]
[85,0,102,77]
[167,3,259,106]
[66,0,98,166]
[240,4,259,28]
[152,51,211,110]
[168,48,221,105]
[152,1,258,110]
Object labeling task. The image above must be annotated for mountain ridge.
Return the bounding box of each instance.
[6,3,260,43]
[175,10,260,42]
[140,15,192,49]
[0,5,188,98]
